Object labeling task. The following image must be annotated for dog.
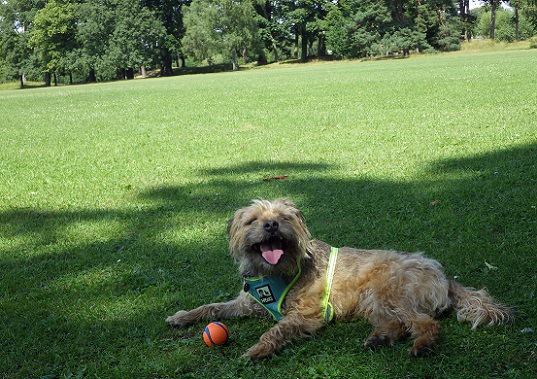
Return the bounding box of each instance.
[166,198,513,359]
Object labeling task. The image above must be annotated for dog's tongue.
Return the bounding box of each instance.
[261,241,284,265]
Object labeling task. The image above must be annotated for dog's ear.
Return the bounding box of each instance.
[227,208,242,236]
[227,206,250,263]
[226,216,234,236]
[274,197,295,208]
[274,198,306,223]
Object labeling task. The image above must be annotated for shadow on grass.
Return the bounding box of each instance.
[172,64,236,76]
[0,143,535,377]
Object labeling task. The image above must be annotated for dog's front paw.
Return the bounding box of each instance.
[241,342,276,360]
[165,310,192,328]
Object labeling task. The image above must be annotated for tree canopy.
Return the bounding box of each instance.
[1,0,536,86]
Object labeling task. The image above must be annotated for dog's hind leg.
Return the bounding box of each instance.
[364,319,407,351]
[166,292,262,328]
[406,314,441,357]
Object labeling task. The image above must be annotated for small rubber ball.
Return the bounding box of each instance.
[202,322,229,347]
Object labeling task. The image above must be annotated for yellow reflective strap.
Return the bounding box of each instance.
[321,247,338,323]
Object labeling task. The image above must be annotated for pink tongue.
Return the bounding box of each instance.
[261,243,284,265]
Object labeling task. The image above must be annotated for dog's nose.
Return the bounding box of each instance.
[263,220,279,233]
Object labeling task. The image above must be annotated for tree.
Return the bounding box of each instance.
[182,0,259,70]
[523,0,537,28]
[459,0,477,41]
[509,0,537,38]
[475,6,534,40]
[104,0,167,79]
[28,0,77,86]
[74,0,117,82]
[324,0,390,58]
[0,1,30,87]
[72,0,167,82]
[253,0,289,62]
[282,0,332,61]
[0,0,48,86]
[324,0,462,59]
[490,0,501,38]
[142,0,192,75]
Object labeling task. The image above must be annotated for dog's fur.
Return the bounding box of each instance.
[166,198,513,359]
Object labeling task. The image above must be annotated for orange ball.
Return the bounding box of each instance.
[202,322,229,347]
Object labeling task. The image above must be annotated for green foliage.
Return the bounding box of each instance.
[28,0,76,74]
[324,0,460,58]
[104,1,166,73]
[183,0,258,70]
[0,48,536,378]
[433,23,462,52]
[253,0,298,62]
[372,27,431,56]
[476,7,536,41]
[2,0,537,85]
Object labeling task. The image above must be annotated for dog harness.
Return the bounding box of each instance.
[243,247,339,323]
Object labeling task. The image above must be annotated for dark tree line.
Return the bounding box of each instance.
[1,0,536,86]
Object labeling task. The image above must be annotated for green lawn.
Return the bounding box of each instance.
[1,47,536,378]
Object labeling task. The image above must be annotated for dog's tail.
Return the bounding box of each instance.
[448,280,514,330]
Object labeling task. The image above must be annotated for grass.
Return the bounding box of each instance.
[460,38,534,52]
[1,46,536,378]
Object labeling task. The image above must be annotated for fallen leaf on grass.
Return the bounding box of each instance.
[263,175,288,182]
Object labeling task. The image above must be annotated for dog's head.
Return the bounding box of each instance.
[227,198,311,276]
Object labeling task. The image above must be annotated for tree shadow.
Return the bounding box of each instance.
[1,143,535,376]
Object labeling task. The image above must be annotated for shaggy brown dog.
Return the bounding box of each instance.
[166,198,513,359]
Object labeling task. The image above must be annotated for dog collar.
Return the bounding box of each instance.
[243,247,339,323]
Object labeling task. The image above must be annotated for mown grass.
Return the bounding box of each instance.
[1,47,536,378]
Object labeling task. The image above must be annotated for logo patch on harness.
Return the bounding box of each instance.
[255,285,276,304]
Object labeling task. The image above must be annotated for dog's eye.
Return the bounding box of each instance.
[245,217,257,225]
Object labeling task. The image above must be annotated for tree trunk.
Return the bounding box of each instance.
[459,0,467,40]
[465,0,471,41]
[180,54,186,68]
[53,72,58,86]
[44,72,51,87]
[19,74,24,89]
[231,50,239,71]
[141,65,147,78]
[317,35,326,57]
[490,0,499,40]
[273,43,279,62]
[514,6,520,41]
[294,31,299,59]
[160,47,173,76]
[88,68,96,83]
[301,31,308,62]
[459,0,464,38]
